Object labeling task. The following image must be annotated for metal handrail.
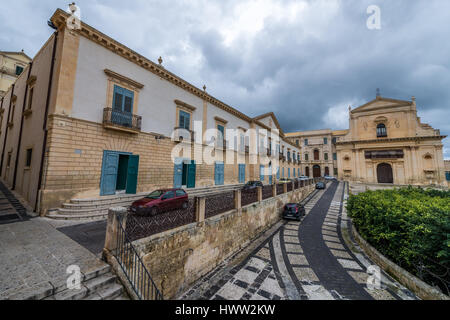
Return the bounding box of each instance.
[114,215,163,300]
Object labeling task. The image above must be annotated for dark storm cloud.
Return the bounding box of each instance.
[1,0,449,157]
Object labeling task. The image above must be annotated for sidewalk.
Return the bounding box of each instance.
[0,182,109,300]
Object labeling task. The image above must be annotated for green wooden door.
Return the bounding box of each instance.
[187,161,196,189]
[126,155,139,194]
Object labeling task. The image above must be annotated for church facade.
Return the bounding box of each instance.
[335,96,447,187]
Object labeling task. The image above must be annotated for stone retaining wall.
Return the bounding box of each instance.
[131,184,314,299]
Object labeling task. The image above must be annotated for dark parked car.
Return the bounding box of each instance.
[242,181,263,191]
[316,182,326,190]
[282,203,306,221]
[130,189,188,216]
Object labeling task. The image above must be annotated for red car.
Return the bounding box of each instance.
[130,189,189,216]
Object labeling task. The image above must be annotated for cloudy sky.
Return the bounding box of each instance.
[1,0,449,158]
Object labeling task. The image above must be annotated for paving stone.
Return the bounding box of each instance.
[337,259,363,270]
[234,268,259,284]
[348,271,369,285]
[292,267,319,282]
[283,230,298,236]
[322,230,338,237]
[246,257,267,271]
[302,285,335,300]
[330,249,352,259]
[323,235,340,243]
[284,243,303,253]
[255,247,271,261]
[258,276,284,298]
[283,235,299,243]
[288,254,309,266]
[214,282,247,300]
[325,241,345,250]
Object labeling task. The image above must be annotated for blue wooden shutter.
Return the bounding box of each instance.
[239,164,245,183]
[269,165,273,185]
[187,161,196,188]
[100,151,119,196]
[123,88,134,113]
[215,162,224,185]
[113,85,124,111]
[260,165,265,182]
[126,155,139,194]
[174,161,183,188]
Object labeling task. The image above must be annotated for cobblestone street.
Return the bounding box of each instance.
[180,181,418,300]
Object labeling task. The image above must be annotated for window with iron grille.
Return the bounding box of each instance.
[15,65,24,76]
[377,123,387,137]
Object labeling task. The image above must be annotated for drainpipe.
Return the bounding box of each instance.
[12,62,33,190]
[35,31,58,213]
[0,84,15,176]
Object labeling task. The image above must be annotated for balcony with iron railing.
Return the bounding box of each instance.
[173,127,195,143]
[103,107,142,133]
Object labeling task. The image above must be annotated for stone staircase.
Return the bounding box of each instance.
[47,183,244,220]
[44,265,129,300]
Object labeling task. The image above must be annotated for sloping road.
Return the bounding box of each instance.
[181,181,417,300]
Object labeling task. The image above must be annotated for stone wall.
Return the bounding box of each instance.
[131,184,315,299]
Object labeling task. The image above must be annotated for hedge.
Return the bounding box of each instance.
[347,187,450,292]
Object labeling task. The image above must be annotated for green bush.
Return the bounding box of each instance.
[347,186,450,290]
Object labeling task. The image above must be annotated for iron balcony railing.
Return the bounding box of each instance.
[103,107,142,131]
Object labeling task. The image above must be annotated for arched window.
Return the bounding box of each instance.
[377,123,387,137]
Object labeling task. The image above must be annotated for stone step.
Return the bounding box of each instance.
[84,274,117,293]
[46,212,109,221]
[45,271,127,300]
[96,283,124,300]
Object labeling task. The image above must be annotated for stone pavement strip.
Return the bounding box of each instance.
[180,181,418,301]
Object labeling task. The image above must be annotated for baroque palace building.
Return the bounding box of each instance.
[285,129,348,178]
[335,96,447,187]
[0,9,302,215]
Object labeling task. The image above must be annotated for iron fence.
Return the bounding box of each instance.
[114,213,163,300]
[205,191,235,218]
[410,254,450,296]
[276,184,285,195]
[241,189,258,207]
[125,199,196,242]
[262,186,273,200]
[287,183,293,192]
